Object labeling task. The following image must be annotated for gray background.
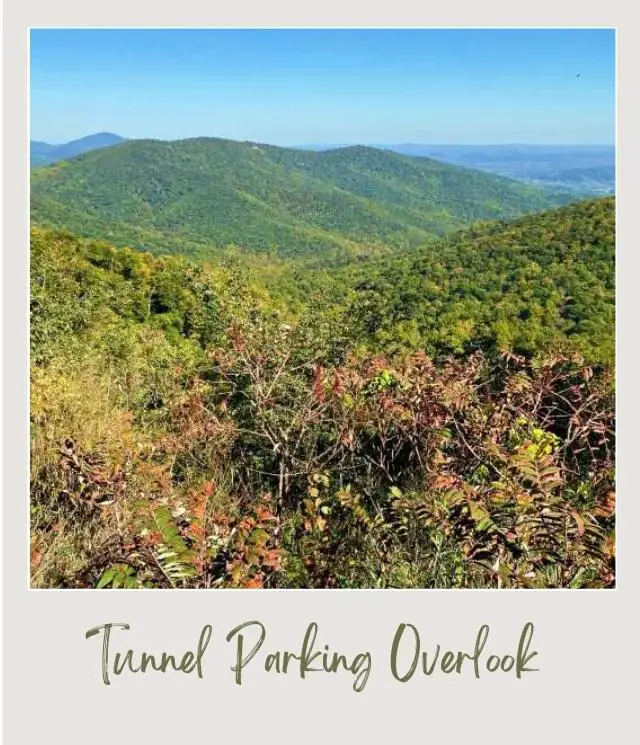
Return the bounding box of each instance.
[3,3,636,742]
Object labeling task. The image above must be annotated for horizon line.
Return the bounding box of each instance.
[31,132,616,148]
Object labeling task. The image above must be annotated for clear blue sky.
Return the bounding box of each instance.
[30,29,615,145]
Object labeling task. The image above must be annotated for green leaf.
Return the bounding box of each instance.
[249,528,269,547]
[469,501,496,533]
[97,567,117,589]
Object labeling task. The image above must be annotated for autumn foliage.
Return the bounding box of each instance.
[30,225,614,589]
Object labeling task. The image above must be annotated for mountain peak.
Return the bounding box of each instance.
[30,132,127,166]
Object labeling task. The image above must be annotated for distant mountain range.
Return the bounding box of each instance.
[300,143,615,196]
[30,133,127,166]
[30,134,615,196]
[30,136,576,261]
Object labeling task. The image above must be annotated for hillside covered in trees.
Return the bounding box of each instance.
[338,197,615,363]
[30,188,615,589]
[30,138,574,262]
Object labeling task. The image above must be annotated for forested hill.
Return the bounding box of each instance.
[30,137,573,261]
[336,196,615,364]
[29,196,614,367]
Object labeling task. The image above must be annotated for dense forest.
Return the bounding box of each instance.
[31,138,574,262]
[339,197,615,363]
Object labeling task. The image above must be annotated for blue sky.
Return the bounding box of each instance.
[30,29,615,145]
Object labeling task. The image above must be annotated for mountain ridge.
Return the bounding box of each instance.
[30,132,127,166]
[31,136,575,260]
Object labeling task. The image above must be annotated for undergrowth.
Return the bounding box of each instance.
[30,228,615,589]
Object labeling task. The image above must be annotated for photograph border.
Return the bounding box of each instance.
[4,4,637,744]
